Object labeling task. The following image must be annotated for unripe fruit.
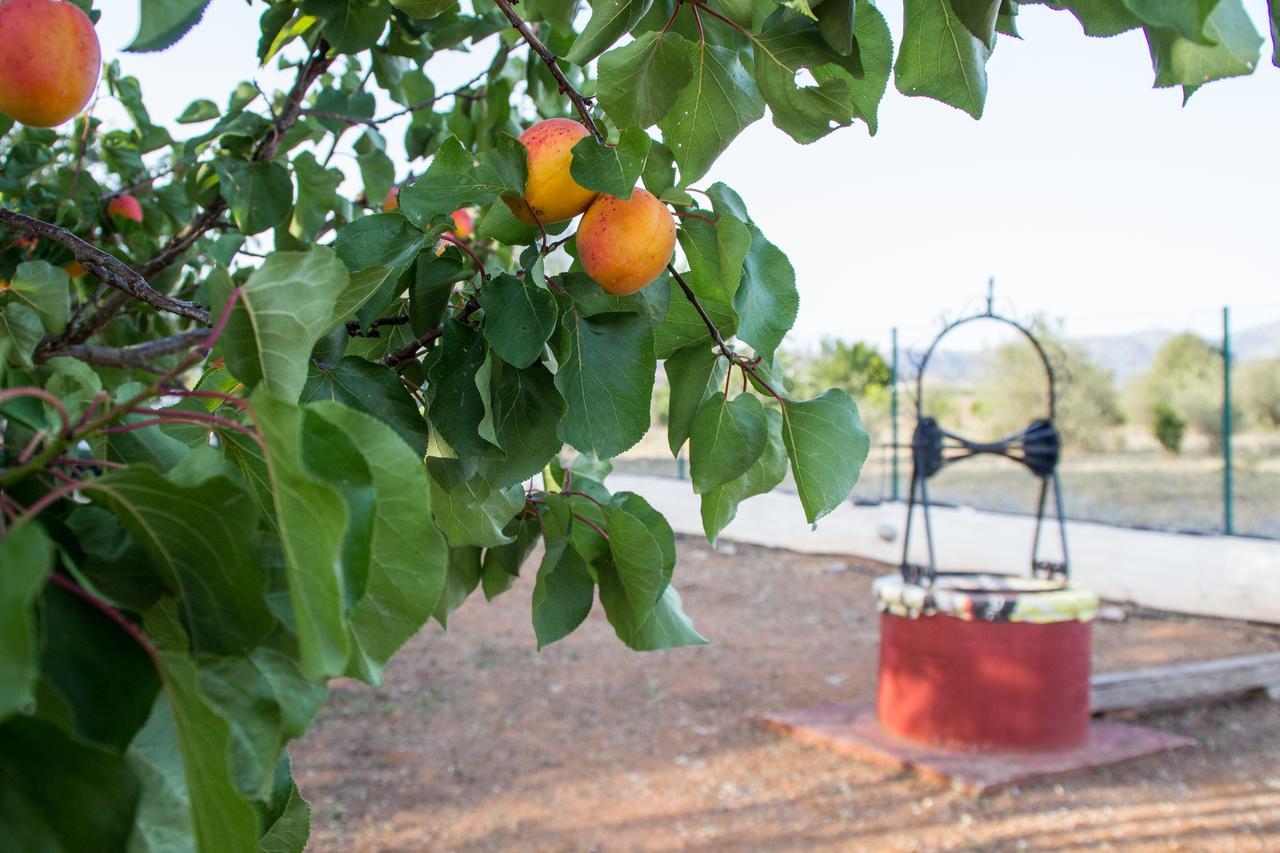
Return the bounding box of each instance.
[577,189,676,296]
[503,118,598,225]
[107,194,143,223]
[382,187,400,212]
[0,0,101,128]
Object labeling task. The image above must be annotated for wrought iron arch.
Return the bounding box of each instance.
[901,285,1070,585]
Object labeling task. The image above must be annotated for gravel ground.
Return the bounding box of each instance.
[296,539,1280,851]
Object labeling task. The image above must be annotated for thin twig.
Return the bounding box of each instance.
[491,0,604,141]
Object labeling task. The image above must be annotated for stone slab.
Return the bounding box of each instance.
[762,701,1196,794]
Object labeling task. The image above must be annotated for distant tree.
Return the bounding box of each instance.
[1239,357,1280,429]
[1153,403,1187,454]
[785,338,892,404]
[980,320,1123,451]
[1134,333,1234,449]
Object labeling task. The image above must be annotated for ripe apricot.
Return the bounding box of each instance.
[0,0,101,128]
[64,260,87,277]
[576,189,676,296]
[382,187,400,212]
[107,194,143,223]
[449,208,473,239]
[503,118,598,225]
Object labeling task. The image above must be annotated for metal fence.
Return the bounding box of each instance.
[619,301,1280,540]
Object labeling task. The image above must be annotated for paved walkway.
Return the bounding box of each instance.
[606,474,1280,625]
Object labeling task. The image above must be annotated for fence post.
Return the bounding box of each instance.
[891,326,900,502]
[1222,306,1234,535]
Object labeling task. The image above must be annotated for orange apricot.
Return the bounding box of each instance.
[576,188,676,296]
[107,194,143,223]
[382,186,400,212]
[503,118,598,226]
[0,0,101,128]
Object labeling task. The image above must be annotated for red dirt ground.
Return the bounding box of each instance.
[296,539,1280,851]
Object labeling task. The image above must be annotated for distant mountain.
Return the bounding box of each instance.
[900,320,1280,385]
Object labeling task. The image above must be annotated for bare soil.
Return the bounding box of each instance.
[296,539,1280,851]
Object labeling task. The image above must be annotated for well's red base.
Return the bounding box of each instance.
[763,701,1195,794]
[877,612,1092,750]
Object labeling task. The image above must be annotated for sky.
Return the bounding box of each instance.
[89,2,1280,354]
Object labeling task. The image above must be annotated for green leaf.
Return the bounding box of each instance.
[248,393,351,680]
[654,285,736,359]
[291,152,343,244]
[664,342,728,456]
[399,135,527,229]
[257,770,310,853]
[332,213,427,331]
[597,31,694,129]
[677,213,750,305]
[427,320,497,462]
[780,389,870,524]
[481,517,539,600]
[559,271,671,328]
[212,248,349,402]
[702,406,788,544]
[689,391,768,493]
[427,458,526,548]
[177,98,220,123]
[0,302,43,368]
[392,0,457,17]
[601,491,676,620]
[478,273,558,368]
[308,402,449,684]
[9,261,69,333]
[302,0,391,52]
[753,11,860,144]
[1031,0,1140,36]
[951,0,1002,47]
[1145,0,1262,101]
[566,0,655,64]
[81,466,274,654]
[816,0,856,54]
[213,160,294,235]
[1124,0,1218,43]
[842,0,894,133]
[0,716,141,852]
[554,309,656,458]
[355,129,396,207]
[658,42,765,184]
[0,521,52,721]
[477,357,568,489]
[144,604,260,853]
[128,0,213,51]
[302,356,429,457]
[125,692,198,853]
[531,537,596,649]
[599,571,706,650]
[569,128,652,199]
[896,0,992,118]
[1270,0,1279,66]
[432,545,483,626]
[733,222,799,363]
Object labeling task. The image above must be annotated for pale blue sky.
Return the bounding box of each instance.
[90,2,1280,351]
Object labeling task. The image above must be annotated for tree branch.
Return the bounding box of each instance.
[0,207,211,324]
[53,329,210,371]
[491,0,604,142]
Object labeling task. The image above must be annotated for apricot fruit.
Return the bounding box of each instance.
[449,208,474,240]
[64,260,87,277]
[0,0,101,128]
[382,187,400,212]
[503,118,598,225]
[107,194,143,223]
[576,189,676,296]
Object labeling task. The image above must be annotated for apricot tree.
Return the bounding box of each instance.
[0,0,1273,849]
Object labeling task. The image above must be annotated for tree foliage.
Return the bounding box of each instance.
[0,0,1275,849]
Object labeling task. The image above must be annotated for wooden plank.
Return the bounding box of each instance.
[1091,652,1280,713]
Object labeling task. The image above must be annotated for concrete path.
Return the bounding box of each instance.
[606,474,1280,625]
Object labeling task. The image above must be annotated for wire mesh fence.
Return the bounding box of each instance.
[619,300,1280,540]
